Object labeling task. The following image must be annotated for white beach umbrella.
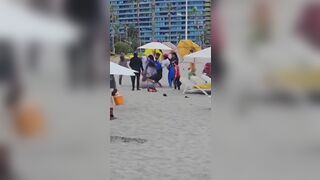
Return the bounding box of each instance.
[183,47,211,63]
[138,42,172,50]
[0,1,80,44]
[110,62,137,76]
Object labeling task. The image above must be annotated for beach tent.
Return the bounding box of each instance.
[0,1,80,44]
[110,62,137,76]
[184,47,211,63]
[138,42,171,60]
[177,40,201,60]
[138,42,172,51]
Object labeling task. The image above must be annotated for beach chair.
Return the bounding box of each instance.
[200,74,211,84]
[181,76,211,96]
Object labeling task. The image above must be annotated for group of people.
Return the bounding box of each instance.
[117,51,182,91]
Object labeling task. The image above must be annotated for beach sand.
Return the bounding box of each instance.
[110,63,212,180]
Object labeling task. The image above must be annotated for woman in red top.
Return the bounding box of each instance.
[174,62,182,90]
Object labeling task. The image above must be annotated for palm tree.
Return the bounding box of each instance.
[151,0,156,41]
[127,24,140,50]
[204,22,211,47]
[191,7,200,45]
[113,23,121,42]
[167,2,173,42]
[110,4,121,43]
[134,0,141,46]
[110,4,118,53]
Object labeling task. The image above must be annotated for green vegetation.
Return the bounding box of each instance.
[114,42,133,54]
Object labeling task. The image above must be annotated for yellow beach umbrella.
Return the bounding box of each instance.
[144,49,164,60]
[177,40,201,58]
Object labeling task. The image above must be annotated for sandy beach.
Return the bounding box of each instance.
[110,59,212,180]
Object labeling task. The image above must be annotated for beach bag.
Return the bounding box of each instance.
[177,80,182,87]
[113,94,125,106]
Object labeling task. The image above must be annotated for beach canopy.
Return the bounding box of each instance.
[110,62,137,76]
[177,40,201,58]
[138,42,172,50]
[183,47,211,63]
[162,42,177,52]
[0,1,80,44]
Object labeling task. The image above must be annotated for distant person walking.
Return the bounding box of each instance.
[118,53,128,85]
[129,52,143,91]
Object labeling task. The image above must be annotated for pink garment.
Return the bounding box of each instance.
[175,65,180,78]
[297,2,320,49]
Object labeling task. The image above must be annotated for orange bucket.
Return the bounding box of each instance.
[14,103,46,138]
[114,95,124,106]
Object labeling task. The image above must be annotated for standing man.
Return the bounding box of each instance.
[129,52,143,91]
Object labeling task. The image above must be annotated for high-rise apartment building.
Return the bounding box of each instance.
[110,0,211,47]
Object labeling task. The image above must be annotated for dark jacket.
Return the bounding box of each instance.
[110,75,116,89]
[129,56,143,72]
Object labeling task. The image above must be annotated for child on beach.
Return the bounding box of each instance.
[188,62,196,80]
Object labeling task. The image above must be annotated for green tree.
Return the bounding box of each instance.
[127,24,139,39]
[112,23,121,43]
[114,42,133,54]
[125,24,140,50]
